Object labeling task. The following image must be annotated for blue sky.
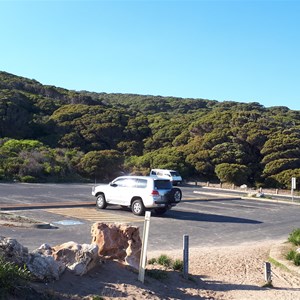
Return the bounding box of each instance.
[1,0,299,110]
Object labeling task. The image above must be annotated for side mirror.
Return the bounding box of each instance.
[110,183,117,187]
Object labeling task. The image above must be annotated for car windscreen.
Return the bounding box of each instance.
[170,171,180,177]
[154,180,172,189]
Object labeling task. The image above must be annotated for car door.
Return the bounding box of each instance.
[109,178,136,205]
[117,178,137,206]
[106,178,127,204]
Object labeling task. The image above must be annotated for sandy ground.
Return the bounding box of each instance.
[32,240,300,300]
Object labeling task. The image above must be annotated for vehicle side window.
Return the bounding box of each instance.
[113,178,127,187]
[114,179,137,188]
[124,179,136,188]
[136,179,147,188]
[151,171,156,175]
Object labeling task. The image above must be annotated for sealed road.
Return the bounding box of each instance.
[1,183,300,252]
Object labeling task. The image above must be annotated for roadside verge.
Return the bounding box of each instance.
[269,242,300,276]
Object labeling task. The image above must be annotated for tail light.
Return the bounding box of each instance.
[151,190,159,196]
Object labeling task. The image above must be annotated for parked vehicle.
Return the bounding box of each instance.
[92,176,182,216]
[150,169,182,185]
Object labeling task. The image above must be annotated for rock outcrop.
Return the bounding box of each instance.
[0,222,142,281]
[91,222,142,270]
[0,237,63,281]
[0,236,29,265]
[27,251,64,281]
[52,241,99,275]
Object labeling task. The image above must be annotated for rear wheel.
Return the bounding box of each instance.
[131,199,145,216]
[96,194,107,209]
[172,188,182,202]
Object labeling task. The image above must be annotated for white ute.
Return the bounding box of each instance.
[150,169,182,185]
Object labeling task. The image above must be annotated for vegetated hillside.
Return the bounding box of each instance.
[1,71,300,188]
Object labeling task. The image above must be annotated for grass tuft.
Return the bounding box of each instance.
[288,228,300,246]
[0,256,32,297]
[146,254,188,282]
[172,259,184,271]
[157,254,172,268]
[286,249,297,261]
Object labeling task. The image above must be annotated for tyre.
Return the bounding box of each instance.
[96,194,107,209]
[131,199,145,216]
[172,188,182,202]
[154,207,168,215]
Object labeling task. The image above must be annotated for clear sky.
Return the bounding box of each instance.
[1,0,299,110]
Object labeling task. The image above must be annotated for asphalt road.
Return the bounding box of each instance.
[1,183,300,252]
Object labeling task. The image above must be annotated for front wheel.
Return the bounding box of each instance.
[96,194,107,209]
[131,199,145,216]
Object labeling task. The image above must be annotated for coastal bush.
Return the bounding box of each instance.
[0,256,31,297]
[288,228,300,246]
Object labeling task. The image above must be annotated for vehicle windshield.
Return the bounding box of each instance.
[154,180,172,189]
[170,171,180,177]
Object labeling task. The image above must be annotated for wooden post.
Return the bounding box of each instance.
[138,211,151,283]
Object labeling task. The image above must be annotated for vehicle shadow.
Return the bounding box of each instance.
[162,210,262,224]
[181,197,242,202]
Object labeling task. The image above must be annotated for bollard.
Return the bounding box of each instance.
[264,262,272,285]
[138,211,151,283]
[183,235,189,279]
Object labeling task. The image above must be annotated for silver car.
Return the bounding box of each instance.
[92,176,182,216]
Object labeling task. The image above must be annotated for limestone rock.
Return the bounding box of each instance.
[0,237,64,281]
[51,241,99,275]
[91,222,141,269]
[0,236,28,265]
[34,241,99,276]
[1,221,142,281]
[27,252,65,281]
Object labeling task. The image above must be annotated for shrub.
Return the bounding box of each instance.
[288,228,300,246]
[148,255,184,271]
[172,259,183,271]
[157,254,172,268]
[286,249,297,261]
[215,163,250,186]
[20,175,37,183]
[0,256,31,297]
[147,257,157,265]
[293,253,300,266]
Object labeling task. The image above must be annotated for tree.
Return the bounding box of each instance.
[215,163,250,186]
[270,169,300,189]
[150,147,186,173]
[0,138,82,181]
[49,104,127,151]
[77,150,124,181]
